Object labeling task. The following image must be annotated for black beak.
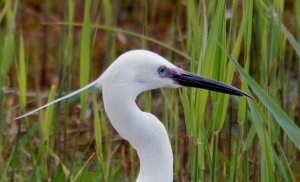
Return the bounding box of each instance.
[172,71,253,99]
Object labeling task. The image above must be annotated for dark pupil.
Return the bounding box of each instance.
[160,67,165,73]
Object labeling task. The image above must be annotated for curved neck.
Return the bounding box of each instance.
[102,85,173,182]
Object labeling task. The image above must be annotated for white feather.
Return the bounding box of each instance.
[15,78,101,120]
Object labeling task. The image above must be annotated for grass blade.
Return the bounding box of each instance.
[227,51,300,150]
[42,85,56,142]
[17,34,27,109]
[80,0,91,116]
[248,101,275,181]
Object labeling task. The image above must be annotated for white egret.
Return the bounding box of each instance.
[16,50,251,182]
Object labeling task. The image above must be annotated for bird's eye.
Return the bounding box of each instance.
[158,66,167,75]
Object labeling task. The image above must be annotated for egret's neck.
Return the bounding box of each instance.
[102,85,173,182]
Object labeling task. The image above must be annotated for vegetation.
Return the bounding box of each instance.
[1,0,300,181]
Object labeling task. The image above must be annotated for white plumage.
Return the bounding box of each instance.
[16,50,251,182]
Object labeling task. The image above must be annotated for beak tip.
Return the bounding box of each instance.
[242,92,254,100]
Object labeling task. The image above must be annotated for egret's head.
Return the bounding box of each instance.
[100,50,252,98]
[99,50,179,91]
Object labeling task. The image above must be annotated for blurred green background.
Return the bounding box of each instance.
[1,0,300,181]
